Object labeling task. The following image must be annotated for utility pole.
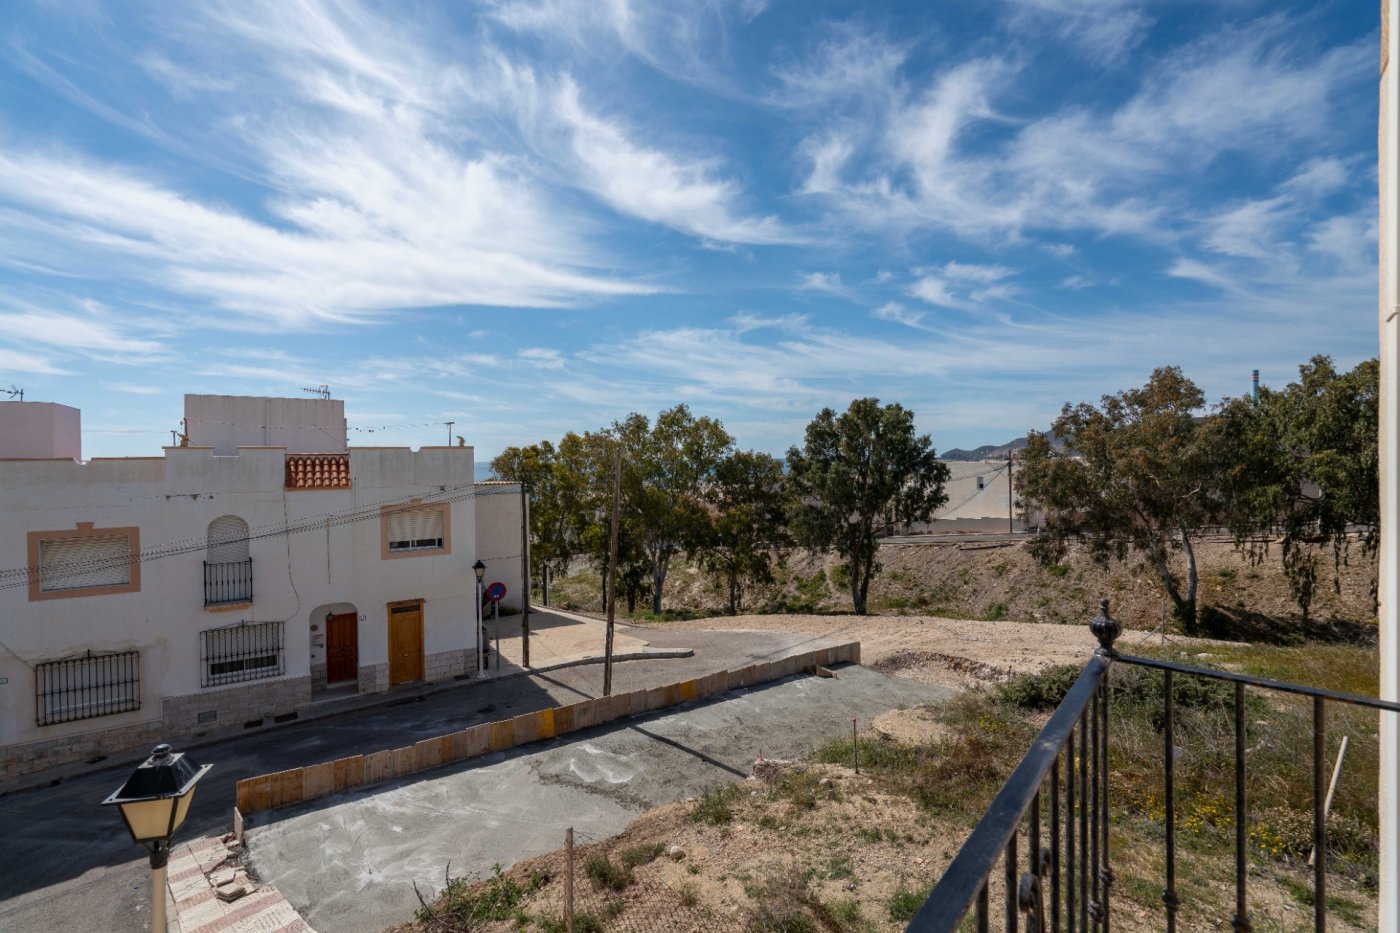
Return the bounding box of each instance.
[1007,452,1015,535]
[603,446,621,696]
[446,421,454,447]
[521,482,531,668]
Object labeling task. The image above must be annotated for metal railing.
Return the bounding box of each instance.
[910,599,1399,933]
[200,619,284,687]
[36,650,141,726]
[204,558,253,606]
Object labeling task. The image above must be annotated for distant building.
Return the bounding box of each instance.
[897,459,1042,534]
[0,395,523,781]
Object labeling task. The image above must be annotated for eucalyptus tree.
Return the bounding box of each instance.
[1215,356,1379,626]
[700,449,791,615]
[1017,367,1217,631]
[786,398,948,615]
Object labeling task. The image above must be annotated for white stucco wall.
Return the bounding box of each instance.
[185,395,348,455]
[0,401,81,460]
[0,442,494,758]
[472,482,526,612]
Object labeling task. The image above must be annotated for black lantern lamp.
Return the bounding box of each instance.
[473,559,486,583]
[103,744,211,932]
[103,743,211,863]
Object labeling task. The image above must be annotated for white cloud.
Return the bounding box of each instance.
[909,275,964,309]
[802,18,1370,245]
[485,0,768,92]
[872,301,927,329]
[551,78,797,245]
[797,271,850,295]
[0,348,70,375]
[771,23,906,106]
[1002,0,1153,67]
[0,307,165,355]
[909,263,1017,309]
[518,347,566,369]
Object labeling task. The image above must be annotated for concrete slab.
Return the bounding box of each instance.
[245,665,949,933]
[482,607,653,671]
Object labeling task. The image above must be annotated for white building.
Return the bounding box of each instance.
[0,395,523,781]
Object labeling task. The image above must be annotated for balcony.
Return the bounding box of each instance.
[910,600,1394,932]
[204,558,253,607]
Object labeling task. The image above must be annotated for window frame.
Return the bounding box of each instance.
[380,500,452,559]
[27,522,141,602]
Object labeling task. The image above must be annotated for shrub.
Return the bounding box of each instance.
[996,664,1081,710]
[748,866,817,933]
[583,853,632,892]
[888,885,930,922]
[424,863,545,925]
[691,785,739,825]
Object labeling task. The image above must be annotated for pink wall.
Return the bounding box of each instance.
[0,402,81,460]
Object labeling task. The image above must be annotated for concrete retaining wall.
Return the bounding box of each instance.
[235,642,859,816]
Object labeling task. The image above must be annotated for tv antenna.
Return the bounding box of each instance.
[301,385,331,400]
[3,386,22,401]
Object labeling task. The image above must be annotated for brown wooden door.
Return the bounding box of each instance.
[388,603,424,685]
[326,612,358,684]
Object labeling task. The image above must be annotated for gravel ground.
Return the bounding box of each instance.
[657,612,1178,688]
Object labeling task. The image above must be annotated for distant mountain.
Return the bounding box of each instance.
[939,434,1064,461]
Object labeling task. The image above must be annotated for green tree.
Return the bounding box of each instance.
[1017,367,1216,631]
[613,406,734,615]
[699,450,791,615]
[1215,356,1379,625]
[786,398,949,615]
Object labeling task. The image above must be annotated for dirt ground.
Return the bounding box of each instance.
[660,612,1189,688]
[552,536,1378,639]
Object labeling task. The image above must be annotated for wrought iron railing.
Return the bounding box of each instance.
[204,558,253,606]
[909,599,1398,933]
[200,620,283,687]
[35,650,141,726]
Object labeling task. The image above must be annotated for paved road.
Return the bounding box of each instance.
[247,664,951,933]
[0,624,839,933]
[880,532,1034,546]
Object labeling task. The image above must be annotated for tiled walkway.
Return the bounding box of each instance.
[166,835,311,933]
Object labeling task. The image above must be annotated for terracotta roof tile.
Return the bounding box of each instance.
[284,453,351,490]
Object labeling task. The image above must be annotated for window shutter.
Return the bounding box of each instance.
[40,536,132,591]
[387,508,444,546]
[207,516,250,564]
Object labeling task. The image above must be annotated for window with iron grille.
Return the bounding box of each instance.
[36,651,141,726]
[201,621,284,687]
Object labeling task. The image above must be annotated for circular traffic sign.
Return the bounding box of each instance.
[485,581,507,602]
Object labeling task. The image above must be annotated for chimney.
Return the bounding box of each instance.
[1251,369,1259,404]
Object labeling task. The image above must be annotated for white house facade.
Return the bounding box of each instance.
[0,394,523,781]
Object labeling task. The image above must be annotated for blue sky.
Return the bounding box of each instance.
[0,0,1379,462]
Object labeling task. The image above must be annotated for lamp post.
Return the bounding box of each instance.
[103,744,212,933]
[473,559,486,674]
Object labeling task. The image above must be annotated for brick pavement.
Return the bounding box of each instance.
[166,835,311,933]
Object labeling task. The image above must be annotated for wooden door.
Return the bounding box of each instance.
[326,612,358,684]
[388,603,424,685]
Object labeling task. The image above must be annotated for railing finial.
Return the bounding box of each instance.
[1091,598,1121,656]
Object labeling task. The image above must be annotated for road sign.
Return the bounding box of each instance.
[485,581,507,602]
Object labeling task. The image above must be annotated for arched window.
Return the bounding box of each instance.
[207,515,250,564]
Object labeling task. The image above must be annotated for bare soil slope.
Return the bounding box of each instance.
[554,537,1376,639]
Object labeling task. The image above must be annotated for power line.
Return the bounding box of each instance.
[0,482,523,590]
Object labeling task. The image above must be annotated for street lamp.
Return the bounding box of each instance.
[473,559,487,673]
[103,743,212,933]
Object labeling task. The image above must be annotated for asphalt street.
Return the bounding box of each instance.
[0,624,842,933]
[246,664,951,933]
